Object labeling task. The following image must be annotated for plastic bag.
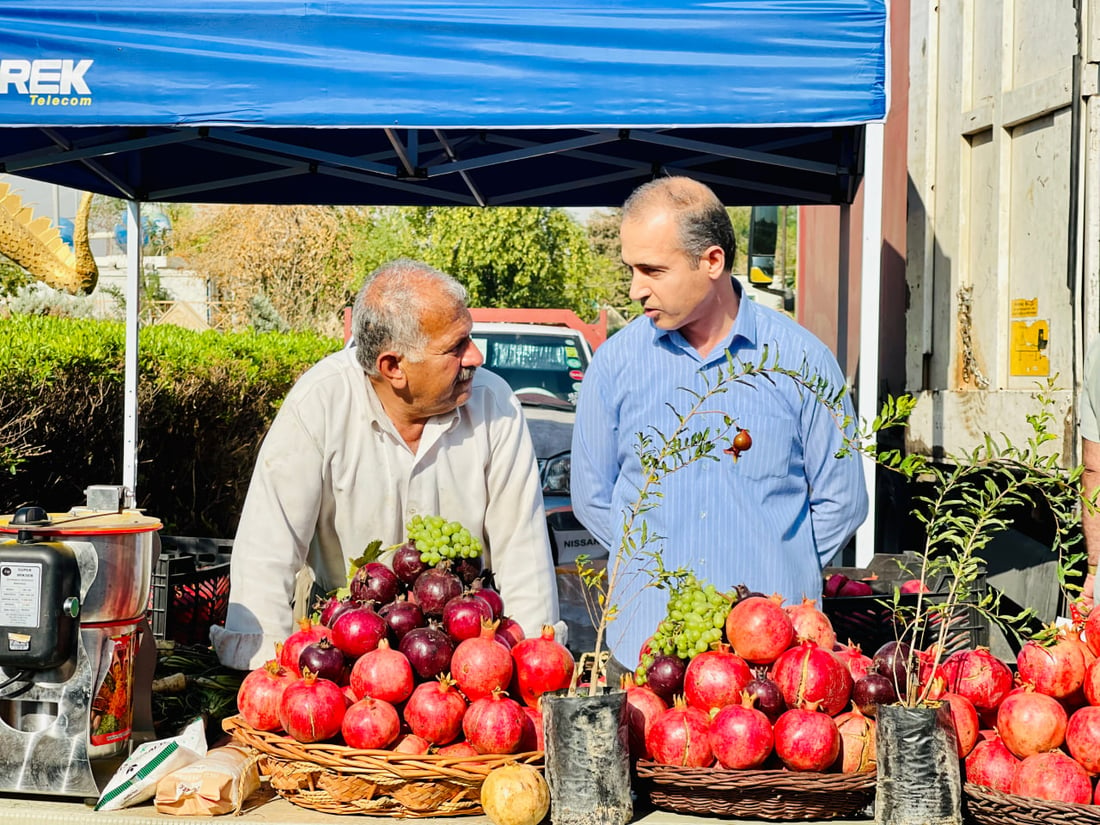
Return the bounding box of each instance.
[154,743,260,815]
[94,717,207,812]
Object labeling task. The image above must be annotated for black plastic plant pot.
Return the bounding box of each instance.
[875,703,963,825]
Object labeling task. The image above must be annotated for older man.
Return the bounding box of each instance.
[571,177,867,672]
[212,258,562,670]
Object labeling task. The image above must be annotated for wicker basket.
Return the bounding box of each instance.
[965,782,1100,825]
[224,715,542,817]
[635,761,876,820]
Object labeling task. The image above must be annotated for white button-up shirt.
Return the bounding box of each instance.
[211,347,562,670]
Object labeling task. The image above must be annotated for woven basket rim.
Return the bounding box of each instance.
[964,782,1100,823]
[636,759,876,791]
[223,714,542,782]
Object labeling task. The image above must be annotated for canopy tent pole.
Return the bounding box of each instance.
[122,199,141,508]
[855,122,885,566]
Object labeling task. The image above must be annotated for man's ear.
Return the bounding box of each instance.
[702,245,726,280]
[376,351,406,386]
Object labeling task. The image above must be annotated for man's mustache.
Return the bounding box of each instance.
[459,366,477,383]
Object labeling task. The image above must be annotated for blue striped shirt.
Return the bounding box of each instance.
[571,280,868,667]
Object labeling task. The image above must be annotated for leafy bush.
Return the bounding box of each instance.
[0,316,340,535]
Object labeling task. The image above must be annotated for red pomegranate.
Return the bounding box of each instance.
[1010,750,1091,804]
[786,598,837,649]
[773,706,840,772]
[833,643,875,681]
[963,735,1018,792]
[518,705,544,752]
[451,620,514,702]
[725,596,795,665]
[510,625,575,707]
[392,733,432,754]
[442,592,495,642]
[437,741,479,758]
[279,618,332,676]
[995,689,1067,758]
[940,648,1013,711]
[770,641,852,716]
[940,692,979,758]
[462,690,527,754]
[1085,607,1100,658]
[237,659,295,731]
[469,578,505,620]
[1083,657,1100,705]
[403,676,468,744]
[833,708,876,773]
[341,696,400,749]
[331,604,387,658]
[622,675,668,760]
[709,693,774,770]
[1066,704,1100,773]
[349,638,414,704]
[645,700,713,768]
[682,646,752,713]
[496,617,526,647]
[277,670,347,743]
[1016,638,1086,699]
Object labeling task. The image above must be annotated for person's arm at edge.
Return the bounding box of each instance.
[1080,437,1100,610]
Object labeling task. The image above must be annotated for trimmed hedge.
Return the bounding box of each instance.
[0,315,341,536]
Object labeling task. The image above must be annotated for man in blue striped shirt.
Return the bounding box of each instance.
[571,177,868,672]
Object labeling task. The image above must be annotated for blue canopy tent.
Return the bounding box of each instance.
[0,0,888,559]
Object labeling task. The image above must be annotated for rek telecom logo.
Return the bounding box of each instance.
[0,59,93,107]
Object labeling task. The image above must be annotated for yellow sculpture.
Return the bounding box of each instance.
[0,184,98,294]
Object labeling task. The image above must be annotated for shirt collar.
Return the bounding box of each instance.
[652,277,758,364]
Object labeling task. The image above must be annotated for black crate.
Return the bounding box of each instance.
[821,555,988,656]
[149,536,233,645]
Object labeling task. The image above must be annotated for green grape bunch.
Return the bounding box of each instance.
[405,514,483,567]
[640,574,735,675]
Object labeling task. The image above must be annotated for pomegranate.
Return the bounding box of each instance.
[443,592,494,642]
[1010,750,1091,804]
[725,596,795,664]
[939,692,979,757]
[462,690,527,754]
[350,561,401,606]
[379,597,425,643]
[403,676,468,744]
[278,670,347,743]
[451,620,514,701]
[298,636,348,685]
[349,638,414,704]
[470,577,504,620]
[643,654,687,704]
[1083,656,1100,705]
[871,641,912,696]
[1086,606,1100,658]
[279,617,331,676]
[1016,638,1086,698]
[744,676,787,722]
[413,565,464,616]
[833,708,876,773]
[709,693,774,769]
[770,641,852,716]
[452,554,484,587]
[392,733,432,754]
[682,646,752,713]
[773,706,840,771]
[899,579,931,594]
[645,700,713,767]
[852,673,897,716]
[331,604,387,658]
[786,598,837,649]
[479,762,550,825]
[496,617,526,647]
[963,735,1018,792]
[341,696,400,749]
[510,625,575,707]
[392,541,430,585]
[237,659,294,731]
[518,705,544,752]
[1065,704,1100,773]
[940,648,1013,711]
[833,643,875,681]
[318,594,358,628]
[437,741,480,758]
[399,623,455,681]
[996,689,1067,758]
[622,675,667,760]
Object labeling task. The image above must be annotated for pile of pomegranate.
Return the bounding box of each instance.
[235,538,574,757]
[631,590,1100,808]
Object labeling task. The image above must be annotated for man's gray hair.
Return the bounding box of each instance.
[622,176,737,270]
[352,258,468,377]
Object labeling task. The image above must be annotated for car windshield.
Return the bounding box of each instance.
[472,331,588,406]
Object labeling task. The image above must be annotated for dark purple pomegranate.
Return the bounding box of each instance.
[413,566,464,616]
[452,554,484,586]
[744,676,787,722]
[644,654,688,703]
[379,597,426,642]
[470,578,504,620]
[392,541,431,585]
[350,561,401,606]
[317,594,358,628]
[298,636,348,684]
[399,623,455,681]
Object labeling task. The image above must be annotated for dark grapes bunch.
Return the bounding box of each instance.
[405,515,482,566]
[643,574,734,668]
